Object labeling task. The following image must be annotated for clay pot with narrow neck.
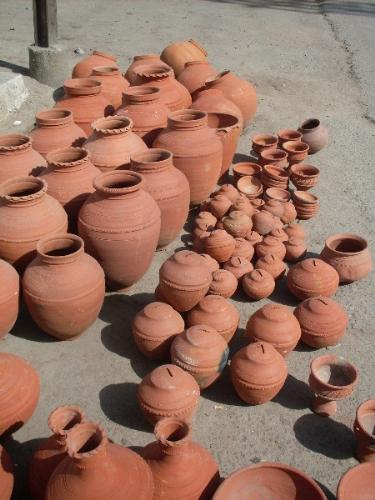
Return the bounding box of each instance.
[0,177,68,272]
[256,235,286,260]
[287,258,339,300]
[337,463,375,500]
[251,133,278,155]
[192,88,243,128]
[91,66,129,108]
[78,170,160,290]
[222,210,252,238]
[46,422,154,500]
[72,50,119,78]
[131,149,190,248]
[255,253,286,280]
[354,400,375,463]
[207,194,232,219]
[285,237,307,262]
[160,39,208,76]
[125,54,171,85]
[0,259,19,339]
[290,163,320,191]
[0,446,13,500]
[0,133,47,182]
[277,128,302,146]
[153,109,223,205]
[223,256,253,280]
[177,60,216,95]
[204,229,236,263]
[298,118,328,154]
[242,269,275,300]
[207,113,241,176]
[232,237,254,260]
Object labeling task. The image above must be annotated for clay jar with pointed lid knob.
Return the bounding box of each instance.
[191,88,243,129]
[207,113,241,177]
[337,463,375,500]
[223,256,253,280]
[255,253,286,280]
[177,60,216,95]
[160,39,208,76]
[222,210,252,238]
[242,269,275,300]
[0,352,40,435]
[132,302,185,360]
[270,227,288,243]
[260,149,288,168]
[298,118,328,154]
[285,237,307,262]
[207,194,232,219]
[251,133,278,154]
[78,170,161,291]
[246,230,262,246]
[0,445,13,500]
[231,193,254,217]
[256,236,286,260]
[287,258,339,300]
[72,50,119,78]
[263,199,285,219]
[230,342,288,404]
[216,184,239,203]
[125,54,171,85]
[0,177,68,272]
[281,201,297,224]
[285,222,305,241]
[199,253,220,273]
[91,66,129,108]
[252,210,276,236]
[204,229,236,263]
[232,237,254,261]
[354,400,375,463]
[208,269,238,299]
[28,405,85,500]
[0,259,19,339]
[194,211,217,238]
[46,422,154,500]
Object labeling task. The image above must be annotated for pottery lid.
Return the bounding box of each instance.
[224,210,250,224]
[245,269,273,284]
[246,230,262,244]
[300,258,337,275]
[160,250,212,288]
[205,229,235,247]
[225,256,252,270]
[194,294,232,314]
[247,304,301,345]
[211,269,238,287]
[133,302,184,339]
[287,237,305,247]
[257,253,285,268]
[199,253,220,273]
[253,210,275,225]
[337,463,375,500]
[295,296,348,330]
[261,235,284,248]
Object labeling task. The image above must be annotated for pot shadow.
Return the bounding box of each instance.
[201,365,248,407]
[305,251,321,259]
[10,302,55,343]
[293,340,316,353]
[52,86,65,102]
[228,327,248,357]
[273,374,311,410]
[233,153,254,163]
[268,277,300,307]
[316,481,335,500]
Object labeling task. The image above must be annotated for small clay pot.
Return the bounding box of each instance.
[223,256,254,280]
[208,269,238,299]
[285,237,307,262]
[232,162,262,182]
[255,235,286,260]
[269,228,288,242]
[277,128,302,146]
[263,199,285,218]
[295,296,348,348]
[284,222,306,241]
[260,149,288,168]
[206,194,232,219]
[0,259,19,339]
[195,211,217,234]
[199,253,220,273]
[216,184,239,204]
[160,39,208,77]
[230,342,288,404]
[255,253,286,280]
[250,198,265,209]
[263,187,291,203]
[177,60,217,95]
[222,210,252,238]
[252,211,276,236]
[251,133,278,154]
[337,463,375,500]
[261,164,289,189]
[242,269,275,300]
[237,176,263,200]
[282,140,309,164]
[232,237,254,260]
[298,118,328,154]
[287,258,339,300]
[72,50,119,78]
[204,229,236,263]
[246,230,263,246]
[293,191,319,220]
[230,194,254,217]
[91,66,129,108]
[290,163,320,191]
[354,400,375,463]
[0,445,13,499]
[281,201,297,224]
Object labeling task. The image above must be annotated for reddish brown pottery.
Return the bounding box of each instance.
[293,191,320,220]
[287,258,339,300]
[199,253,220,273]
[206,194,232,219]
[246,230,263,246]
[232,237,254,260]
[223,210,252,238]
[242,269,275,300]
[231,194,254,217]
[0,259,19,339]
[281,201,298,224]
[261,164,289,189]
[125,54,171,85]
[264,187,291,203]
[255,253,286,280]
[354,400,375,463]
[0,445,13,500]
[0,133,46,183]
[216,183,239,203]
[277,128,302,146]
[282,140,309,164]
[263,199,285,219]
[177,60,216,95]
[204,229,236,262]
[290,164,320,191]
[260,149,288,168]
[237,176,263,200]
[160,39,208,76]
[195,211,217,235]
[208,269,238,298]
[298,118,329,154]
[252,210,276,236]
[207,113,241,177]
[91,66,129,109]
[191,88,243,129]
[232,162,262,182]
[251,133,278,155]
[72,50,119,78]
[285,222,306,241]
[285,237,307,262]
[223,256,254,280]
[337,463,375,500]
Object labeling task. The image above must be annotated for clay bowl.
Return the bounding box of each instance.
[213,462,327,500]
[353,399,375,463]
[259,148,288,168]
[261,164,289,189]
[282,140,309,164]
[277,128,302,146]
[290,164,320,191]
[337,463,375,500]
[232,162,262,182]
[237,175,263,200]
[251,133,278,154]
[263,187,291,203]
[293,191,319,220]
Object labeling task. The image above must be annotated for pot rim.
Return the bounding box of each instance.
[36,108,73,126]
[91,115,133,135]
[252,133,278,147]
[310,354,358,390]
[0,133,31,151]
[64,78,102,96]
[290,163,320,177]
[282,140,309,153]
[300,118,321,130]
[92,50,117,61]
[233,162,262,176]
[48,405,85,437]
[92,65,121,76]
[46,147,89,167]
[324,233,368,255]
[337,463,375,499]
[0,176,47,202]
[131,148,172,169]
[37,233,84,264]
[66,422,107,460]
[260,148,287,161]
[277,128,303,141]
[93,170,144,194]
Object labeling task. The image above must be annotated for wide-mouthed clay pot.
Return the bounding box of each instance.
[277,128,302,146]
[290,163,320,191]
[298,118,328,154]
[191,88,243,129]
[177,60,217,95]
[242,269,275,300]
[0,445,13,500]
[282,140,309,164]
[260,148,288,168]
[237,175,263,200]
[261,164,289,189]
[232,162,262,182]
[0,133,46,183]
[160,39,208,76]
[354,400,375,463]
[204,229,236,263]
[251,133,278,154]
[72,50,119,78]
[255,253,286,280]
[90,66,129,108]
[207,113,241,176]
[125,54,171,85]
[208,269,238,298]
[264,187,290,203]
[223,256,253,280]
[199,253,220,273]
[337,463,375,500]
[0,259,19,339]
[285,237,307,262]
[287,258,339,300]
[293,190,319,220]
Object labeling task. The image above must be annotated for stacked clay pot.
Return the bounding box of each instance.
[72,50,119,78]
[287,258,339,300]
[293,191,319,220]
[191,88,243,128]
[277,128,302,146]
[177,60,216,95]
[259,149,288,168]
[261,164,289,189]
[0,446,13,500]
[290,164,320,191]
[160,39,208,76]
[0,259,19,339]
[0,133,46,183]
[90,66,129,108]
[232,162,262,182]
[125,54,170,85]
[251,133,278,154]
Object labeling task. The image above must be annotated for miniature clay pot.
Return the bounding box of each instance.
[246,230,263,246]
[232,162,262,182]
[263,199,285,218]
[282,140,309,164]
[285,237,307,262]
[222,210,252,238]
[293,191,320,220]
[277,128,303,146]
[191,88,243,129]
[230,342,288,404]
[281,201,298,224]
[284,222,306,241]
[232,237,255,260]
[255,253,286,280]
[264,187,291,203]
[287,258,339,300]
[216,183,239,204]
[199,253,220,273]
[204,229,236,263]
[252,211,276,236]
[125,54,171,85]
[223,256,254,280]
[91,66,129,108]
[0,177,68,272]
[160,39,208,76]
[237,175,263,200]
[231,193,254,217]
[195,211,217,233]
[171,325,229,388]
[298,118,328,154]
[177,60,216,95]
[78,170,161,291]
[158,250,212,312]
[246,303,301,356]
[242,269,275,300]
[260,149,288,168]
[0,352,40,435]
[261,164,289,189]
[320,233,372,283]
[207,194,232,219]
[337,463,375,500]
[30,109,87,158]
[132,302,185,360]
[141,418,220,499]
[207,113,241,176]
[137,364,200,424]
[72,50,119,78]
[131,149,190,248]
[294,296,348,348]
[0,259,19,339]
[354,400,375,463]
[187,294,240,343]
[251,133,278,154]
[270,228,288,242]
[208,269,238,298]
[290,164,320,191]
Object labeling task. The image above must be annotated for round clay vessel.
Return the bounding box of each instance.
[195,211,217,233]
[337,463,375,500]
[281,201,298,224]
[137,364,200,424]
[216,183,239,204]
[252,210,276,236]
[207,113,241,176]
[255,253,286,280]
[246,230,263,246]
[290,164,320,191]
[207,194,232,219]
[223,256,253,280]
[72,50,119,78]
[0,259,19,339]
[222,210,252,238]
[0,133,46,183]
[282,140,309,164]
[285,237,307,262]
[285,222,306,241]
[251,133,278,154]
[270,228,288,242]
[191,88,243,128]
[160,39,207,76]
[199,253,220,273]
[0,446,13,500]
[0,176,68,272]
[192,231,210,254]
[125,54,170,85]
[260,148,288,168]
[132,302,185,360]
[208,269,238,298]
[277,128,303,146]
[295,296,348,348]
[78,170,161,290]
[177,60,216,95]
[354,400,375,463]
[261,164,289,189]
[287,258,339,300]
[237,175,263,200]
[232,237,254,260]
[232,162,262,182]
[293,191,319,220]
[263,199,285,219]
[230,342,288,404]
[231,193,254,217]
[264,187,291,203]
[242,269,275,300]
[0,352,40,435]
[204,229,236,262]
[251,198,265,209]
[91,66,129,108]
[320,233,372,283]
[298,118,328,154]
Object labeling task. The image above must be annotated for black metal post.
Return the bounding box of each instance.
[33,0,57,47]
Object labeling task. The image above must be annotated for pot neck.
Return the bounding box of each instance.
[154,419,191,457]
[205,70,233,87]
[46,147,91,172]
[92,66,121,78]
[0,134,32,155]
[94,170,144,199]
[124,86,161,105]
[36,109,74,128]
[66,423,110,471]
[64,78,102,96]
[131,149,172,173]
[300,118,321,132]
[133,53,160,62]
[48,405,86,446]
[36,234,84,265]
[168,110,207,130]
[0,177,47,207]
[91,116,132,138]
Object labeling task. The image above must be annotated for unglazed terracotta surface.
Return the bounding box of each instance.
[354,400,375,463]
[242,269,275,300]
[191,88,243,129]
[298,118,329,154]
[177,60,216,95]
[91,66,129,108]
[0,259,19,339]
[72,50,119,78]
[160,39,208,76]
[287,258,339,300]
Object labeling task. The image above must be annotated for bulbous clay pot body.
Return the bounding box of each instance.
[285,222,306,241]
[207,194,232,219]
[230,342,288,404]
[125,54,171,85]
[287,258,339,300]
[0,446,13,500]
[216,184,239,204]
[207,113,241,176]
[0,259,19,339]
[131,149,190,248]
[0,177,68,272]
[154,110,223,205]
[72,50,119,78]
[55,79,113,135]
[237,175,263,200]
[232,237,254,260]
[91,66,129,108]
[191,88,243,129]
[46,422,154,500]
[242,269,275,300]
[223,256,253,280]
[281,201,297,224]
[204,229,236,263]
[23,234,105,340]
[269,227,288,243]
[246,230,263,246]
[78,171,161,290]
[0,352,40,435]
[199,253,220,273]
[252,211,276,236]
[223,210,252,238]
[0,134,47,183]
[354,400,375,463]
[337,463,375,500]
[208,269,238,298]
[137,364,200,424]
[255,253,286,280]
[263,199,285,219]
[30,109,87,158]
[255,235,286,260]
[132,302,185,360]
[194,211,217,236]
[285,237,307,262]
[298,118,328,154]
[290,163,320,191]
[161,39,208,76]
[83,115,148,172]
[178,61,216,95]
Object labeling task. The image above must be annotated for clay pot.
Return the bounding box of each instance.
[277,128,303,146]
[320,233,372,283]
[260,149,288,168]
[0,259,19,339]
[0,133,46,183]
[72,50,119,78]
[160,39,207,76]
[199,253,220,273]
[284,222,306,241]
[78,170,161,290]
[282,140,309,164]
[263,199,285,218]
[270,228,288,242]
[293,191,319,220]
[91,66,129,108]
[46,422,154,500]
[230,342,288,404]
[194,211,217,236]
[337,463,375,500]
[131,149,190,248]
[191,88,243,128]
[242,269,275,300]
[132,302,185,360]
[250,198,265,209]
[298,118,328,154]
[0,445,13,500]
[231,194,254,217]
[216,184,239,203]
[0,177,68,272]
[232,237,254,260]
[354,400,375,463]
[125,54,171,85]
[287,258,339,300]
[177,60,216,94]
[55,79,113,135]
[193,231,210,253]
[255,253,286,280]
[137,364,200,424]
[204,229,236,262]
[30,109,87,158]
[290,163,320,191]
[207,113,241,176]
[208,269,238,298]
[223,256,253,280]
[0,352,40,435]
[222,210,252,238]
[142,418,220,499]
[28,405,85,500]
[23,234,105,340]
[154,109,223,204]
[158,250,212,312]
[251,133,278,154]
[281,201,298,224]
[207,194,232,219]
[237,176,263,200]
[187,294,240,343]
[295,296,348,348]
[261,164,289,189]
[246,303,301,356]
[264,187,291,203]
[246,230,263,246]
[232,162,262,182]
[171,325,229,388]
[252,210,276,236]
[285,237,307,262]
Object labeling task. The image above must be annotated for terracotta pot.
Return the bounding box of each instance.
[277,128,303,147]
[281,201,297,224]
[290,163,320,191]
[0,352,40,435]
[177,60,216,95]
[270,228,288,242]
[237,176,263,200]
[320,233,372,283]
[255,253,286,280]
[160,39,207,76]
[337,463,375,500]
[242,269,275,300]
[230,342,287,404]
[222,210,252,238]
[154,109,222,204]
[132,301,184,360]
[72,50,119,78]
[0,133,46,183]
[232,237,254,260]
[125,54,171,85]
[216,183,239,203]
[272,216,284,230]
[91,66,129,108]
[354,400,375,463]
[194,211,217,237]
[199,253,220,273]
[206,194,232,219]
[298,118,328,154]
[261,164,289,189]
[187,294,239,343]
[285,237,307,262]
[30,109,87,158]
[251,199,265,210]
[246,230,263,246]
[207,113,241,176]
[0,177,68,272]
[295,296,348,348]
[55,79,114,135]
[252,210,276,236]
[28,405,85,500]
[264,187,291,203]
[232,162,262,182]
[293,191,319,220]
[46,422,154,500]
[191,88,243,128]
[192,231,210,254]
[251,133,278,154]
[287,258,339,300]
[0,259,19,339]
[246,303,301,356]
[282,140,309,164]
[131,149,189,248]
[208,269,238,298]
[204,229,236,262]
[171,325,229,388]
[0,446,13,500]
[260,148,288,168]
[78,170,161,290]
[285,222,306,241]
[23,234,105,340]
[231,194,254,217]
[142,418,220,499]
[223,256,253,280]
[263,199,285,219]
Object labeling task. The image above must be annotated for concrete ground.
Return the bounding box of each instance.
[1,1,375,498]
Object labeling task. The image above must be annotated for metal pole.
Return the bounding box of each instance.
[33,0,57,47]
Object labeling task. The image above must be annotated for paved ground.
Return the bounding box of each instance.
[0,1,374,498]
